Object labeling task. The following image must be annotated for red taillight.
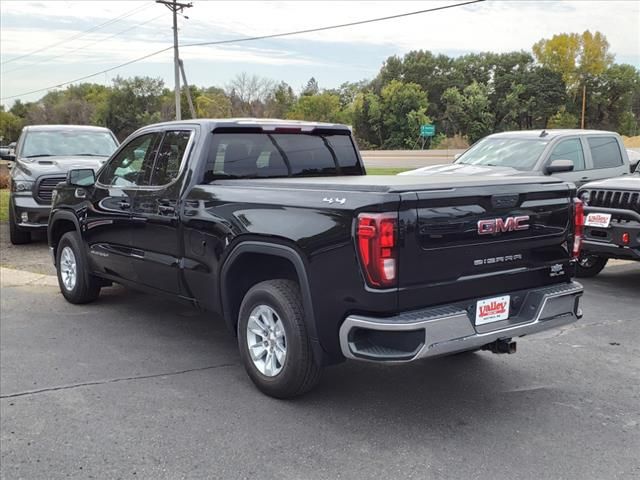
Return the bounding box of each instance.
[573,198,584,259]
[622,232,630,245]
[356,213,398,288]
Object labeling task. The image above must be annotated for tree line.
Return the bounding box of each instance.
[1,30,638,150]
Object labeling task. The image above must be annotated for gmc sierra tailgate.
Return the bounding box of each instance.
[397,179,575,311]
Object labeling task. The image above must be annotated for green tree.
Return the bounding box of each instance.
[264,82,296,118]
[585,64,640,130]
[618,111,638,136]
[9,99,31,119]
[533,30,614,128]
[547,107,579,128]
[104,76,164,140]
[524,67,567,128]
[441,82,494,143]
[287,93,346,123]
[352,91,383,148]
[195,89,232,118]
[301,77,319,97]
[378,80,429,149]
[0,110,23,143]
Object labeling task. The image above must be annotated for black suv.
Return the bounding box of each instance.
[576,162,640,276]
[9,125,118,244]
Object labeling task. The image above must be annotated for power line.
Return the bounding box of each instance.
[2,13,166,75]
[182,0,484,49]
[0,0,484,101]
[0,2,152,65]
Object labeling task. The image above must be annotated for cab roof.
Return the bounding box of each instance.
[142,118,352,132]
[23,124,114,132]
[489,129,618,140]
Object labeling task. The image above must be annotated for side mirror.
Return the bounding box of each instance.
[546,159,574,174]
[67,168,96,187]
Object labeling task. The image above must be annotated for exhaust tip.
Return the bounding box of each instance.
[482,339,517,354]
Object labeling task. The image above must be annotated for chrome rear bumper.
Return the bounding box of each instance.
[339,282,583,363]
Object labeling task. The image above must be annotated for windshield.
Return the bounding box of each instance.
[455,137,549,171]
[22,130,118,158]
[203,132,363,181]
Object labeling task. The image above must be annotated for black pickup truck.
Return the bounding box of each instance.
[49,119,584,398]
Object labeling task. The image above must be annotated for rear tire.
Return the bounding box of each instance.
[576,254,608,278]
[9,204,31,245]
[237,279,321,398]
[56,231,101,304]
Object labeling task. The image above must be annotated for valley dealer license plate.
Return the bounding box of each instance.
[476,295,510,325]
[585,212,612,228]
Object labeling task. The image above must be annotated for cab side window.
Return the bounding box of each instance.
[548,139,585,171]
[588,136,623,169]
[98,133,161,187]
[148,130,192,186]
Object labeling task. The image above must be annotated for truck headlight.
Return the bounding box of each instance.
[579,191,590,204]
[12,180,34,192]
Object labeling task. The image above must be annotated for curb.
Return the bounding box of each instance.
[0,267,58,288]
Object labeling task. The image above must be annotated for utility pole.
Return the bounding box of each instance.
[580,84,587,129]
[156,0,192,120]
[179,59,196,119]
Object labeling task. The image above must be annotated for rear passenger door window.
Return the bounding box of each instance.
[548,139,585,171]
[588,137,623,169]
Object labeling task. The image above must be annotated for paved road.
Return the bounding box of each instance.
[1,262,639,479]
[361,149,462,169]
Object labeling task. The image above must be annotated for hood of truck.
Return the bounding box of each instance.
[398,163,534,177]
[13,156,107,180]
[579,175,640,192]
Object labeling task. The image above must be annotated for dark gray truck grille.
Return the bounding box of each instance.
[587,189,640,214]
[36,176,66,203]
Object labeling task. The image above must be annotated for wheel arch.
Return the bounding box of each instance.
[48,211,81,265]
[220,241,322,362]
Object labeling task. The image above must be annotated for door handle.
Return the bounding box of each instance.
[118,200,130,210]
[158,205,175,215]
[580,176,590,180]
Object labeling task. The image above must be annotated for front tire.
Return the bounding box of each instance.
[237,279,321,398]
[56,232,101,304]
[576,254,608,278]
[9,203,31,245]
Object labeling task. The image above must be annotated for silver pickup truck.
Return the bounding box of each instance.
[402,129,634,188]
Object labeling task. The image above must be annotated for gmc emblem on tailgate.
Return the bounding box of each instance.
[477,216,530,235]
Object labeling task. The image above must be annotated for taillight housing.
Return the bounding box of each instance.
[356,213,398,288]
[621,232,630,245]
[573,198,584,259]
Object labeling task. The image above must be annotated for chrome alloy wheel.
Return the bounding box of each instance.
[60,246,77,291]
[246,305,287,377]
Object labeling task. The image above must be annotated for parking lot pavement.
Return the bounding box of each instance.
[0,223,53,276]
[1,264,639,479]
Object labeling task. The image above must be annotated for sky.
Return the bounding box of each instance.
[1,0,639,108]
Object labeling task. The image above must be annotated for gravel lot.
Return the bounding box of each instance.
[1,236,639,479]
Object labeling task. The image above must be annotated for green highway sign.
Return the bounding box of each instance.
[420,124,435,137]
